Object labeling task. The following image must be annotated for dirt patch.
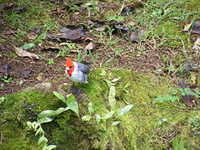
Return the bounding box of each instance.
[0,44,66,96]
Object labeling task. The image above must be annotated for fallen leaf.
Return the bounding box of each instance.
[192,38,200,50]
[120,2,144,16]
[183,22,193,32]
[120,5,135,16]
[178,80,198,107]
[14,46,39,59]
[191,72,197,84]
[13,7,27,13]
[130,32,139,43]
[191,20,200,35]
[0,64,11,74]
[21,70,32,78]
[47,26,86,41]
[84,42,95,51]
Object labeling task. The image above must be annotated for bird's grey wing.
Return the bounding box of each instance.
[77,62,90,73]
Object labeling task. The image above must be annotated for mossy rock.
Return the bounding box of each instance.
[0,69,199,150]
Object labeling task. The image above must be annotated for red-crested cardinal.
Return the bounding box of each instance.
[65,57,90,83]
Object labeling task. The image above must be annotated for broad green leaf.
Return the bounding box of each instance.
[67,95,79,116]
[117,104,133,116]
[102,111,115,120]
[38,108,69,124]
[37,117,53,124]
[53,91,66,104]
[82,115,91,121]
[88,102,94,114]
[21,43,35,50]
[46,145,56,150]
[38,136,48,145]
[108,86,116,109]
[112,121,120,126]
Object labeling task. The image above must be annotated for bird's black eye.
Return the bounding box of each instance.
[69,66,73,69]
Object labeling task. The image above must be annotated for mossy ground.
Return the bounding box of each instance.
[1,0,200,149]
[1,69,199,150]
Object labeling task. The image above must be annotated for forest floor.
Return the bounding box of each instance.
[0,0,200,150]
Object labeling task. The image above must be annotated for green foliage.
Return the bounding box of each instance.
[188,117,200,131]
[37,108,69,124]
[20,43,35,50]
[26,91,79,149]
[172,137,186,150]
[154,95,179,103]
[47,58,54,65]
[27,121,56,150]
[117,104,133,116]
[0,76,13,83]
[106,15,124,22]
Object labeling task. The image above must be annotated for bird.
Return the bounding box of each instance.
[65,57,90,83]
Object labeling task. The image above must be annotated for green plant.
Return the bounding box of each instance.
[81,78,133,127]
[27,121,56,150]
[114,47,123,56]
[188,117,200,131]
[1,76,13,83]
[172,137,186,150]
[57,43,76,57]
[0,96,5,104]
[47,58,54,65]
[26,92,79,149]
[153,87,200,103]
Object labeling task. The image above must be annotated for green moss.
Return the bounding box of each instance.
[154,21,191,48]
[0,69,199,149]
[4,0,58,44]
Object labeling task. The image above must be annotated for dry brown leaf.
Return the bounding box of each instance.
[192,38,200,50]
[14,46,39,59]
[84,42,95,51]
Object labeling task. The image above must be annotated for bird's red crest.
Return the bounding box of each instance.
[65,57,74,77]
[66,57,73,67]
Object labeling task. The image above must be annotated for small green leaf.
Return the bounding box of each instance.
[95,114,101,123]
[67,95,79,116]
[111,77,121,83]
[27,121,33,129]
[38,108,69,124]
[53,91,66,104]
[108,86,116,109]
[112,121,120,126]
[82,115,91,121]
[118,104,133,116]
[46,145,56,150]
[88,102,94,114]
[21,43,35,50]
[38,136,48,145]
[35,127,44,136]
[102,111,115,120]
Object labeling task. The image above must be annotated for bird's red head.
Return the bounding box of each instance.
[65,57,74,76]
